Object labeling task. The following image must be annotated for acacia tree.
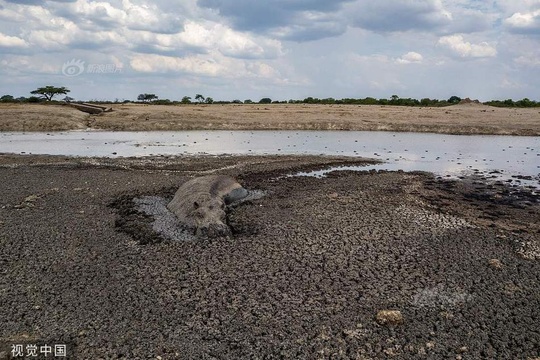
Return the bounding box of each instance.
[181,96,192,104]
[137,93,158,102]
[195,94,205,103]
[30,86,70,101]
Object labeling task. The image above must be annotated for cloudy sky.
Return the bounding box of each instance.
[0,0,539,102]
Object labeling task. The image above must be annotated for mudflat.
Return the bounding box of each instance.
[1,154,539,358]
[1,102,540,135]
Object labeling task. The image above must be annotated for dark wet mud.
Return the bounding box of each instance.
[1,154,539,359]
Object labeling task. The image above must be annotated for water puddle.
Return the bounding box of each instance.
[1,130,539,188]
[292,164,540,190]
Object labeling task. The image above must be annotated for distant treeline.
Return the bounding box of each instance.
[1,93,539,108]
[482,98,540,108]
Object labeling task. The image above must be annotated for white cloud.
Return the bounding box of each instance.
[129,51,284,80]
[27,25,126,50]
[122,0,183,33]
[0,55,59,74]
[514,55,540,67]
[0,5,26,22]
[504,10,540,33]
[396,52,423,64]
[438,34,497,58]
[130,53,223,76]
[0,32,27,47]
[65,0,126,27]
[47,0,183,34]
[176,21,283,59]
[123,20,283,59]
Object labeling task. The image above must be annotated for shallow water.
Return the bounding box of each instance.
[1,130,539,187]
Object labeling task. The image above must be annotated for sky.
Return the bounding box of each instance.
[0,0,539,102]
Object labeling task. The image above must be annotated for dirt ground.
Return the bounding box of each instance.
[1,102,539,135]
[0,154,539,359]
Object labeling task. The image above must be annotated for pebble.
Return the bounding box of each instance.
[376,310,404,326]
[488,259,503,269]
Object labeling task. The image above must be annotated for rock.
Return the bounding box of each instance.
[376,310,404,326]
[167,175,249,237]
[24,194,39,202]
[488,259,503,269]
[328,192,339,199]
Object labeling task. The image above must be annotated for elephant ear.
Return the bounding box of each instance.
[224,187,249,204]
[193,193,212,208]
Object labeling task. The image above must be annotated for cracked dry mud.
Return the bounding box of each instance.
[0,154,539,359]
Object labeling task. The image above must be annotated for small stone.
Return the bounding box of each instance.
[376,310,404,326]
[426,342,435,349]
[489,259,503,269]
[24,194,39,202]
[439,311,454,320]
[458,346,469,353]
[328,192,339,199]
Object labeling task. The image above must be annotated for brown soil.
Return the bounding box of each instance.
[1,102,539,135]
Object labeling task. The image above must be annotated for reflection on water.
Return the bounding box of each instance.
[1,130,539,187]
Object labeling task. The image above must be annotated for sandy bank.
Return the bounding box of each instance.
[1,103,539,135]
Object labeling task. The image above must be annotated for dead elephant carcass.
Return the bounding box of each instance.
[167,175,249,237]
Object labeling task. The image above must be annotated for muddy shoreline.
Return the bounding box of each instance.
[1,103,540,136]
[0,154,539,359]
